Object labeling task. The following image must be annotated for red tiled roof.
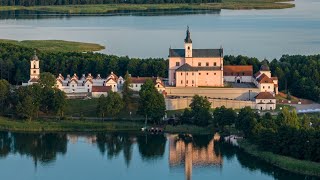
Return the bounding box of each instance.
[254,71,262,78]
[131,77,156,84]
[257,74,274,83]
[255,92,275,99]
[223,65,253,76]
[29,78,38,83]
[271,77,278,80]
[92,86,111,92]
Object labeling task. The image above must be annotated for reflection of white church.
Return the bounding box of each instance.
[23,52,165,98]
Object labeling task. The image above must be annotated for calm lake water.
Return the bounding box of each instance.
[0,0,320,59]
[0,132,317,180]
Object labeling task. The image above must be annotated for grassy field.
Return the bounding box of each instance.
[0,116,143,132]
[238,139,320,177]
[65,98,143,119]
[0,39,105,52]
[0,0,294,14]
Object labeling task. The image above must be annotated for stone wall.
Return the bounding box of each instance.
[165,87,260,100]
[166,97,256,110]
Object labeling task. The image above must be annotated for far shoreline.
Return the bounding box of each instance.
[0,1,295,15]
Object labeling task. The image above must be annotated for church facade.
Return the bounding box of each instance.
[168,27,224,87]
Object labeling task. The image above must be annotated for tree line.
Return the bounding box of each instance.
[0,0,221,6]
[1,43,320,102]
[0,73,66,120]
[0,43,167,85]
[97,76,166,123]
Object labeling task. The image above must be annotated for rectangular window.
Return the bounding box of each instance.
[268,86,270,89]
[206,62,209,66]
[192,80,194,84]
[263,86,265,89]
[207,73,209,75]
[198,62,201,66]
[176,62,180,66]
[181,73,183,76]
[181,80,183,84]
[214,62,217,66]
[186,73,188,76]
[199,73,201,75]
[192,73,194,76]
[186,80,188,84]
[214,73,216,75]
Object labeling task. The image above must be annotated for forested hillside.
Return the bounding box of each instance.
[0,0,221,6]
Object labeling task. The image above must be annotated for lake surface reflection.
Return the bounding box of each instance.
[0,131,317,180]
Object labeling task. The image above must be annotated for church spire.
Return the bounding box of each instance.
[184,26,192,43]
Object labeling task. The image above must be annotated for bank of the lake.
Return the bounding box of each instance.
[0,0,294,15]
[0,116,214,134]
[238,139,320,177]
[0,116,142,132]
[0,39,105,52]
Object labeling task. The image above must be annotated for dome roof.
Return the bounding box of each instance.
[31,50,39,61]
[260,64,270,71]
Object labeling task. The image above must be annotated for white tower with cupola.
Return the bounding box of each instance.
[30,51,40,80]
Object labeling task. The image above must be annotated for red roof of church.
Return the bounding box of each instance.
[92,86,111,92]
[223,65,253,76]
[29,78,38,83]
[255,92,275,99]
[257,74,274,83]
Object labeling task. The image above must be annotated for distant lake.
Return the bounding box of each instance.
[0,0,319,59]
[0,131,315,180]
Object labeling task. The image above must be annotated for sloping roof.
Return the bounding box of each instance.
[176,63,221,72]
[254,71,262,78]
[29,78,38,83]
[169,49,223,58]
[92,86,111,92]
[131,77,157,84]
[56,79,63,84]
[255,92,275,99]
[223,65,253,76]
[271,77,278,80]
[257,74,274,83]
[85,79,93,84]
[106,78,117,84]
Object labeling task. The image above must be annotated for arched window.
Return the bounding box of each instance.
[188,46,190,50]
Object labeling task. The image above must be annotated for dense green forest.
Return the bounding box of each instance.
[0,0,221,6]
[178,95,320,162]
[0,43,319,102]
[0,43,167,85]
